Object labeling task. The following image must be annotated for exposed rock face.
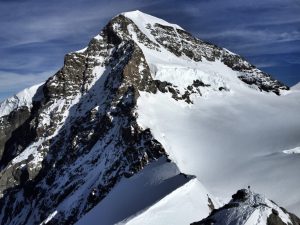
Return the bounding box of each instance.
[191,189,300,225]
[0,107,31,158]
[0,11,292,225]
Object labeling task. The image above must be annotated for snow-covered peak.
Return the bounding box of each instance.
[120,10,288,96]
[122,10,184,30]
[0,10,298,225]
[192,189,300,225]
[0,83,43,118]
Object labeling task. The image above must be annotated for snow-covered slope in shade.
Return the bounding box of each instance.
[0,83,43,118]
[192,189,300,225]
[74,158,203,225]
[120,179,219,225]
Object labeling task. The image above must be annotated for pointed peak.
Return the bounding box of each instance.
[121,10,184,30]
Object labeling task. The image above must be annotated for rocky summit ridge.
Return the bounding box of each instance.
[192,189,300,225]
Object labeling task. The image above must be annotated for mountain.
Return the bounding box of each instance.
[0,10,299,225]
[191,189,300,225]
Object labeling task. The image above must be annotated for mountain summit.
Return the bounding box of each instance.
[0,11,299,225]
[192,189,300,225]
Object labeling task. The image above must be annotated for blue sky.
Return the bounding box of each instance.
[0,0,299,101]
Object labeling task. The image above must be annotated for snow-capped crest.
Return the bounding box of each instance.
[0,83,43,118]
[122,10,184,30]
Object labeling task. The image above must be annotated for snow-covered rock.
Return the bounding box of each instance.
[0,83,43,118]
[191,189,300,225]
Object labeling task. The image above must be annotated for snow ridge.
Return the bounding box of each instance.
[121,178,220,225]
[122,10,184,30]
[0,83,43,118]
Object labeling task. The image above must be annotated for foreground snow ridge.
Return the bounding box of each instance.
[74,158,214,225]
[121,179,219,225]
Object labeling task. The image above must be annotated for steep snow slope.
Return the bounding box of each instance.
[136,65,300,215]
[120,179,219,225]
[75,158,215,225]
[192,189,300,225]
